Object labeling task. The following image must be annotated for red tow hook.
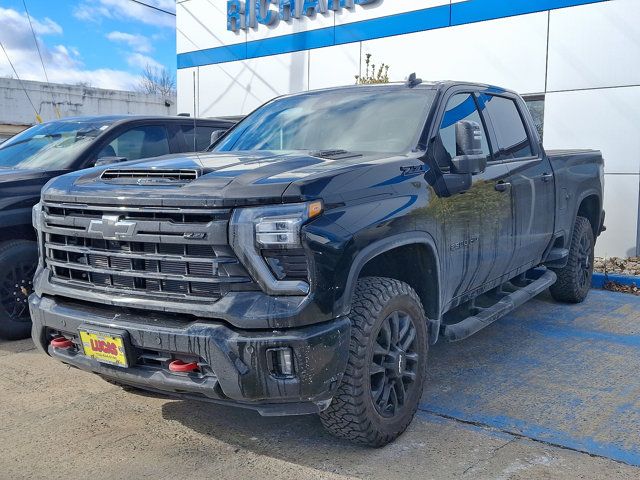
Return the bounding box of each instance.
[168,359,199,373]
[51,337,74,349]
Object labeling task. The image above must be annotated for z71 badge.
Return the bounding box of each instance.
[400,164,427,176]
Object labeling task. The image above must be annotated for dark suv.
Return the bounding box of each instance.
[0,115,236,339]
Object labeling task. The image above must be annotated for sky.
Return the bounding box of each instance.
[0,0,176,91]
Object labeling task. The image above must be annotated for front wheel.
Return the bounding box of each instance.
[320,277,428,447]
[0,240,37,340]
[550,216,594,303]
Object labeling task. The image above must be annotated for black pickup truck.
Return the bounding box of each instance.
[0,115,236,339]
[29,81,604,446]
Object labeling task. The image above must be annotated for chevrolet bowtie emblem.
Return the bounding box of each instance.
[87,215,136,240]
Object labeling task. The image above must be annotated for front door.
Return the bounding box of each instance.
[428,92,515,303]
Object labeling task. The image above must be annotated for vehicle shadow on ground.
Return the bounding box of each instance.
[161,400,373,469]
[159,305,534,473]
[0,338,35,357]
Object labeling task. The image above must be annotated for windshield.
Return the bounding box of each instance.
[214,87,436,154]
[0,120,113,170]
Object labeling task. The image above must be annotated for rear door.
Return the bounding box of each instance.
[92,123,171,163]
[479,93,555,270]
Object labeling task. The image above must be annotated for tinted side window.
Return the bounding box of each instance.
[436,93,491,170]
[482,95,533,160]
[98,125,170,161]
[181,125,226,151]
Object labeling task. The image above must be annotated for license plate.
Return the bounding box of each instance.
[79,330,128,367]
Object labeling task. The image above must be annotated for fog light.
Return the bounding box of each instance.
[267,347,295,378]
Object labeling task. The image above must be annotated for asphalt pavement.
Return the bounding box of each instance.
[1,289,639,479]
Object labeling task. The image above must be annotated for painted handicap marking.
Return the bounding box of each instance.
[422,290,640,466]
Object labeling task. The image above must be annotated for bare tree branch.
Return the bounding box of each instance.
[137,65,176,97]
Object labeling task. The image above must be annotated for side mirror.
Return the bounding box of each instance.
[95,156,127,167]
[450,120,487,175]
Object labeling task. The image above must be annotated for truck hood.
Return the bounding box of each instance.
[0,168,68,212]
[0,168,50,183]
[41,150,416,207]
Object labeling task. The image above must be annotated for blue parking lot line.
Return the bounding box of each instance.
[592,272,640,289]
[422,289,640,466]
[419,403,640,467]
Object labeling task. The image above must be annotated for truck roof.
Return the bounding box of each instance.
[37,114,236,126]
[289,80,513,97]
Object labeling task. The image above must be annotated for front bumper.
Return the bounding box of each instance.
[29,294,350,416]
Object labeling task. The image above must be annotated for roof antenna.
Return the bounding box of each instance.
[405,73,422,88]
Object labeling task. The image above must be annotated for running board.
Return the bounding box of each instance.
[441,270,557,342]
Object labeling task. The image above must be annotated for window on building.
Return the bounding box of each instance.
[98,125,170,161]
[523,94,545,141]
[481,94,533,160]
[435,93,491,170]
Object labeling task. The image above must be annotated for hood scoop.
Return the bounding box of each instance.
[309,150,363,160]
[100,168,200,185]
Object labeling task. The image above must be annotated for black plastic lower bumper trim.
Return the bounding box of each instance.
[30,294,351,415]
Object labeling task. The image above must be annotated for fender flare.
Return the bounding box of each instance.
[338,232,443,344]
[573,188,602,235]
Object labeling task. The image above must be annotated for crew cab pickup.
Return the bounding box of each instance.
[29,81,604,446]
[0,115,236,339]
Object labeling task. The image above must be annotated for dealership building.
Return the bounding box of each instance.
[177,0,638,258]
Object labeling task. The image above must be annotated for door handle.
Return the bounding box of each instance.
[495,181,511,192]
[540,173,553,182]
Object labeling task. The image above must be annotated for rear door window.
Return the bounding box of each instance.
[181,125,227,151]
[481,95,533,160]
[98,125,170,161]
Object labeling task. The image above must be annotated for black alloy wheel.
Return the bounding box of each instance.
[0,260,35,323]
[370,310,419,418]
[0,240,38,340]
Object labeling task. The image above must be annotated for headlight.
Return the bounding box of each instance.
[229,201,322,295]
[32,202,44,268]
[254,201,322,248]
[32,202,42,229]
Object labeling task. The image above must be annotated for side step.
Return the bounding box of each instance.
[441,269,557,342]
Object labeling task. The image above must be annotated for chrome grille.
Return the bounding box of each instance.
[41,202,254,301]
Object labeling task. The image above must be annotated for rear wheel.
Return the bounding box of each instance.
[0,241,37,340]
[550,216,594,303]
[320,277,428,447]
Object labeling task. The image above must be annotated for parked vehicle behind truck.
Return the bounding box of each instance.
[0,115,236,339]
[30,80,604,446]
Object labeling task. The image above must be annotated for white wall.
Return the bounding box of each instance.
[0,77,176,126]
[361,12,549,93]
[543,0,640,257]
[177,0,639,257]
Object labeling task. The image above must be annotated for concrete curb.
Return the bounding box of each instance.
[592,272,640,288]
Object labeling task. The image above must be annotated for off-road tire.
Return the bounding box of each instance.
[0,240,38,340]
[319,277,428,447]
[550,216,594,303]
